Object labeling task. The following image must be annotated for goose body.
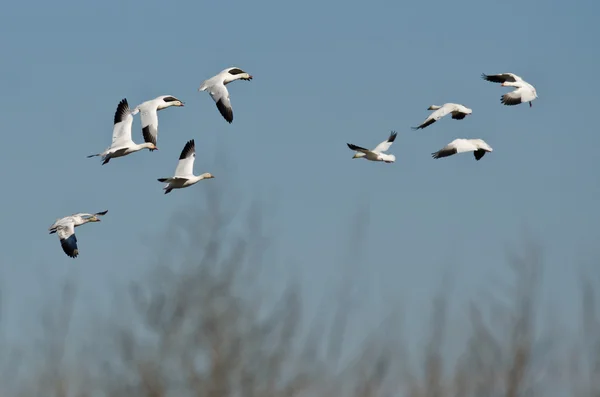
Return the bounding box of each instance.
[347,131,397,163]
[133,95,184,150]
[431,138,493,161]
[157,139,215,194]
[411,103,472,130]
[48,210,108,258]
[481,73,537,107]
[87,99,157,165]
[198,67,253,124]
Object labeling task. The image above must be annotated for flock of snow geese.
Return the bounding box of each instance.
[48,69,537,259]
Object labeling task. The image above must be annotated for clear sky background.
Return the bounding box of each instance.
[0,0,599,380]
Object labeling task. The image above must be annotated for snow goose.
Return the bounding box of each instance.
[431,138,493,161]
[481,73,537,107]
[198,67,253,124]
[411,103,472,130]
[133,95,184,151]
[87,99,157,165]
[347,131,397,163]
[48,210,108,258]
[157,139,215,194]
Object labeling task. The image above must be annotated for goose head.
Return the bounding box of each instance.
[201,173,215,180]
[224,67,253,83]
[86,215,102,223]
[158,95,184,110]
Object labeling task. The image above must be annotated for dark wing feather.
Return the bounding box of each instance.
[142,125,158,146]
[474,149,487,161]
[387,131,398,143]
[347,143,369,152]
[452,112,466,120]
[179,139,195,160]
[216,98,233,123]
[114,98,130,125]
[94,210,108,216]
[431,147,458,159]
[228,68,245,75]
[411,118,436,130]
[481,73,517,84]
[60,234,79,258]
[501,93,522,106]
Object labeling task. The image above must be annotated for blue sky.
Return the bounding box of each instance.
[0,0,599,371]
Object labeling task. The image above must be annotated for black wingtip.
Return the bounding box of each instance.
[388,131,398,142]
[114,98,130,125]
[410,126,420,131]
[347,143,365,152]
[60,235,79,258]
[142,126,157,147]
[216,99,233,123]
[95,210,108,216]
[179,139,195,160]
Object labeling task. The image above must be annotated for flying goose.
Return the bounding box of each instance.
[431,138,493,161]
[411,103,473,130]
[133,95,184,151]
[481,73,538,107]
[347,131,397,163]
[87,99,157,165]
[198,67,253,124]
[157,139,215,194]
[48,210,108,258]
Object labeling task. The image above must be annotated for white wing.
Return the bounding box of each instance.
[110,99,135,148]
[431,139,476,159]
[452,139,478,153]
[174,139,196,178]
[372,131,398,153]
[139,105,159,146]
[412,104,456,130]
[56,221,79,258]
[501,87,526,106]
[208,83,234,123]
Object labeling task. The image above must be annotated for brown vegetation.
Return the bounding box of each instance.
[0,187,597,396]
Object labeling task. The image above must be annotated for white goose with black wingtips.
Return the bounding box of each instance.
[133,95,184,151]
[431,138,493,161]
[48,210,108,258]
[87,98,157,165]
[198,67,253,124]
[157,139,215,194]
[481,72,538,107]
[347,131,398,163]
[411,103,472,130]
